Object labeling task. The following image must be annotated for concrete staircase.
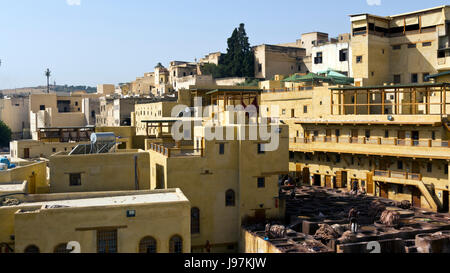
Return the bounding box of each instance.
[419,181,442,212]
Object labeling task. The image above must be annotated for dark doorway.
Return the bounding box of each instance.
[412,187,422,208]
[24,148,30,159]
[380,183,389,199]
[341,171,348,188]
[412,131,419,146]
[442,191,449,213]
[313,174,321,186]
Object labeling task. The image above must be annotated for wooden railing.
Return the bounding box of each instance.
[374,170,422,181]
[290,137,449,148]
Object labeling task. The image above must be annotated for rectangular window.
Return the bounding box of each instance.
[314,52,323,64]
[289,151,294,160]
[303,106,308,113]
[397,161,403,170]
[291,109,295,118]
[219,143,225,155]
[408,43,416,48]
[398,185,404,194]
[97,229,117,253]
[423,73,430,82]
[427,163,432,173]
[356,56,363,63]
[422,42,432,47]
[385,130,389,138]
[411,73,418,83]
[394,75,401,84]
[335,129,340,137]
[365,130,371,138]
[432,131,436,141]
[257,177,265,188]
[336,154,341,163]
[392,45,401,50]
[339,49,348,62]
[282,109,286,115]
[69,173,82,186]
[40,105,45,111]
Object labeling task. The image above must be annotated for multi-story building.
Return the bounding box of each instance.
[311,33,353,76]
[288,83,450,213]
[350,5,450,86]
[253,44,307,80]
[29,93,100,140]
[96,97,153,127]
[145,88,289,252]
[0,96,30,140]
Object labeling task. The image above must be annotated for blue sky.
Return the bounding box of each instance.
[0,0,448,89]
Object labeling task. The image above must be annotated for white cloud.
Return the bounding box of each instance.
[367,0,381,6]
[66,0,81,6]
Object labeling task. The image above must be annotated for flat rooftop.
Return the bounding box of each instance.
[1,189,188,209]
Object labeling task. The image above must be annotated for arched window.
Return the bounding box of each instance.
[139,237,157,253]
[24,245,40,253]
[226,189,235,207]
[191,207,200,234]
[54,243,70,253]
[169,236,183,253]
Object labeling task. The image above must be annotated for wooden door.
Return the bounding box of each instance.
[296,164,302,181]
[380,183,389,198]
[412,187,422,208]
[24,148,30,159]
[336,171,343,188]
[366,173,374,194]
[325,176,332,188]
[254,209,266,222]
[302,168,310,185]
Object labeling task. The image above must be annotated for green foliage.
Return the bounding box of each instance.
[201,23,255,79]
[0,120,11,148]
[236,78,261,87]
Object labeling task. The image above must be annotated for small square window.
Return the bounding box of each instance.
[411,74,418,83]
[257,177,265,188]
[423,73,430,82]
[40,105,45,111]
[69,173,82,186]
[356,56,363,63]
[52,148,56,153]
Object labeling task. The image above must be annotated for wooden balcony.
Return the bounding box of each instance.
[290,136,449,148]
[373,170,422,181]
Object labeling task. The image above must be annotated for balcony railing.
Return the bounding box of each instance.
[149,142,204,158]
[290,136,449,148]
[374,170,422,181]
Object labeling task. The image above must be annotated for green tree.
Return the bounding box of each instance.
[221,23,254,78]
[0,120,11,148]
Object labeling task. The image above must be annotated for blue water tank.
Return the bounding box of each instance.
[0,157,10,167]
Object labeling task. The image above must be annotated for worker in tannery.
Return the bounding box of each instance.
[348,207,359,233]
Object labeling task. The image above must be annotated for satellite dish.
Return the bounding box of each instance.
[387,115,394,121]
